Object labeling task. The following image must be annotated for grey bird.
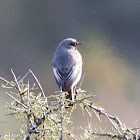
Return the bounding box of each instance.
[52,38,83,101]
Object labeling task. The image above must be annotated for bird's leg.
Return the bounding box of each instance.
[71,86,78,102]
[70,86,74,102]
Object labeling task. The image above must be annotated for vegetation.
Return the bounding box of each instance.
[0,70,140,140]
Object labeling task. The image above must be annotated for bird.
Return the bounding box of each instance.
[52,38,83,101]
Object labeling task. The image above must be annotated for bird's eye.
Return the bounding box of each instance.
[70,41,77,46]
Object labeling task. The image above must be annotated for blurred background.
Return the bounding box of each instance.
[0,0,140,136]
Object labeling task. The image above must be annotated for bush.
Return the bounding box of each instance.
[0,69,139,140]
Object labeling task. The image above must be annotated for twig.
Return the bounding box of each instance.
[79,73,86,88]
[29,69,45,98]
[28,108,59,133]
[67,133,78,140]
[6,92,27,109]
[72,95,94,104]
[0,76,16,87]
[89,131,126,139]
[106,115,122,137]
[29,69,48,108]
[29,115,45,133]
[127,128,137,139]
[7,105,27,113]
[11,69,26,104]
[18,70,30,83]
[86,102,123,128]
[130,127,140,131]
[24,80,31,140]
[11,69,22,93]
[85,102,133,139]
[59,87,63,140]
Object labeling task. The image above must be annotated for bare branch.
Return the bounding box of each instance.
[86,102,123,128]
[0,76,16,87]
[6,92,27,109]
[29,69,48,108]
[131,127,140,131]
[79,73,86,88]
[59,87,64,140]
[7,105,27,113]
[67,132,78,140]
[89,131,126,139]
[127,128,137,139]
[11,69,22,93]
[24,80,31,140]
[18,70,30,83]
[29,69,45,98]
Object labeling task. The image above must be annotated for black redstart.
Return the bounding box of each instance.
[52,38,83,101]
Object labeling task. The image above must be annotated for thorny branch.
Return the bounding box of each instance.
[84,102,139,139]
[85,102,123,127]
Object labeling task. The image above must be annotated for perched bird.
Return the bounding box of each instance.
[52,38,83,101]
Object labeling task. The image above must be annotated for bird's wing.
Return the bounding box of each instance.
[53,67,72,83]
[52,65,81,84]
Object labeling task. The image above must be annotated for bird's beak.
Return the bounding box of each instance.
[77,42,84,45]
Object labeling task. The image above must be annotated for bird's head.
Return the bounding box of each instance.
[59,38,83,49]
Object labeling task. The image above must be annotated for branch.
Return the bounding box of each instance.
[79,73,86,88]
[85,102,140,139]
[7,105,27,113]
[29,116,46,134]
[67,132,78,140]
[59,87,64,140]
[0,76,16,88]
[11,69,22,93]
[6,92,27,109]
[29,69,48,108]
[86,102,123,128]
[28,108,59,133]
[24,80,31,140]
[18,71,30,84]
[29,69,45,98]
[89,131,126,139]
